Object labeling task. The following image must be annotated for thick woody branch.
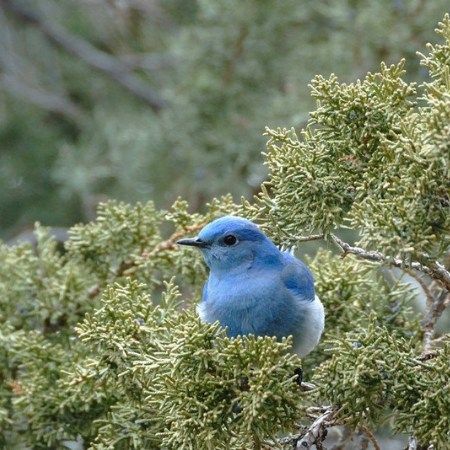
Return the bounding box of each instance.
[267,407,333,448]
[407,436,418,450]
[295,407,335,449]
[1,0,167,112]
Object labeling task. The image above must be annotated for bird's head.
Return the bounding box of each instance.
[177,216,280,272]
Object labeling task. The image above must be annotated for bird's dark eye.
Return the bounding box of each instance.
[223,234,237,246]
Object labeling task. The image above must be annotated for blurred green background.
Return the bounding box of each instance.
[1,0,448,240]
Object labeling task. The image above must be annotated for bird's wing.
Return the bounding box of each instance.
[280,252,315,301]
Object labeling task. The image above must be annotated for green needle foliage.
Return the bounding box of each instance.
[314,324,450,448]
[1,14,450,450]
[0,225,95,330]
[309,250,420,338]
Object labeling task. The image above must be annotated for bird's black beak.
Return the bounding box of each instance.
[176,237,208,248]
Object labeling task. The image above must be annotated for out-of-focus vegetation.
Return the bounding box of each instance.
[1,0,449,238]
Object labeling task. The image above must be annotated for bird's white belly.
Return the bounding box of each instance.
[293,295,325,357]
[197,301,209,322]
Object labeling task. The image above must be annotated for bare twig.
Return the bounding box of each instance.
[1,0,167,112]
[421,290,450,356]
[121,223,205,276]
[360,426,381,450]
[329,234,450,357]
[299,381,317,392]
[85,223,205,298]
[294,233,325,243]
[329,234,450,293]
[425,261,450,294]
[122,222,204,273]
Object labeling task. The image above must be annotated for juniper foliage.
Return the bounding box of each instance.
[245,20,450,260]
[1,15,450,450]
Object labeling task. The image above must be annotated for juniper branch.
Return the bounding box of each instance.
[123,223,205,276]
[407,436,418,450]
[295,407,335,449]
[360,426,381,450]
[329,234,450,293]
[292,233,325,243]
[421,290,450,356]
[329,233,450,359]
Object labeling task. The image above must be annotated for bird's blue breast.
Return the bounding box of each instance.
[199,253,315,341]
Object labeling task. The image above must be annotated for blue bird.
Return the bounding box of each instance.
[177,216,324,357]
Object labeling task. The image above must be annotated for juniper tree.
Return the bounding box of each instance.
[1,14,450,450]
